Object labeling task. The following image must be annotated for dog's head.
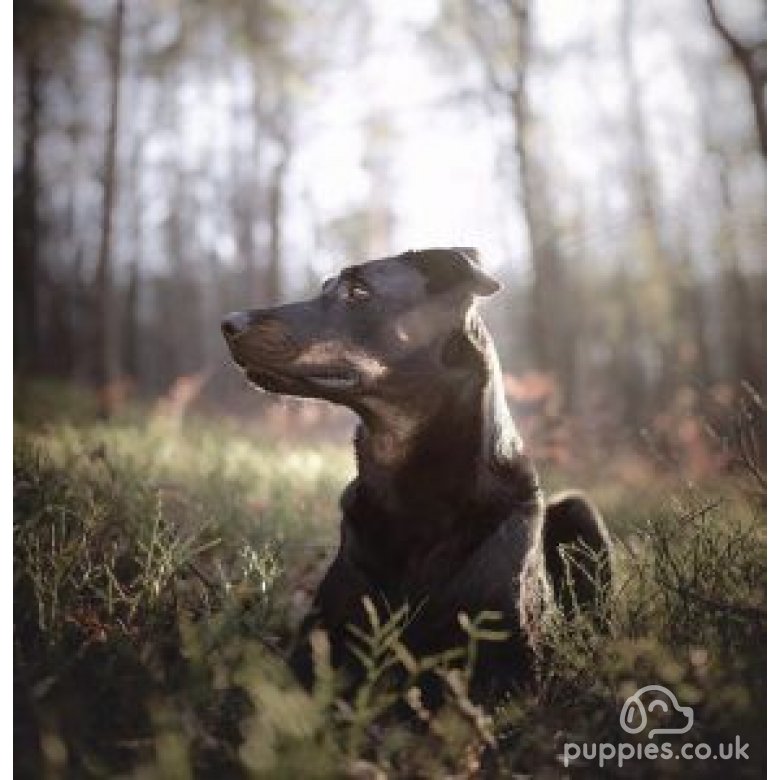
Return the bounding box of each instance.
[221,247,501,413]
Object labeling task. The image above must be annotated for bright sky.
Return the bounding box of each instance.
[282,0,726,285]
[145,0,763,288]
[288,0,524,280]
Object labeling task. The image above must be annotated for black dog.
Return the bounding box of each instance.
[222,247,611,703]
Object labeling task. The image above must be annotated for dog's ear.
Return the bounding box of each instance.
[410,247,501,298]
[453,248,501,296]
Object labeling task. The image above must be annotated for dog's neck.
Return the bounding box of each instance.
[354,398,429,470]
[344,345,539,588]
[349,330,536,535]
[354,397,479,505]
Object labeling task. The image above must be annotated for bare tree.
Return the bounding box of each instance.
[440,0,577,407]
[618,1,665,262]
[617,0,676,413]
[686,35,766,393]
[14,52,43,373]
[267,129,292,305]
[705,0,766,157]
[94,0,125,413]
[122,135,144,380]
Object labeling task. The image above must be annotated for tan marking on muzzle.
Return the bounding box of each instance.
[295,340,387,380]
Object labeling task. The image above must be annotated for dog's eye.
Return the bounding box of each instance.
[338,280,371,303]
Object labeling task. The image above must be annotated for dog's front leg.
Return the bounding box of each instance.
[289,549,375,690]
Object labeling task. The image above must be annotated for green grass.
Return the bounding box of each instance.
[13,383,766,778]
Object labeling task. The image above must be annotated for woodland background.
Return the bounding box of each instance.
[14,0,766,467]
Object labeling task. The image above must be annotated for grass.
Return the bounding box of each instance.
[13,382,766,778]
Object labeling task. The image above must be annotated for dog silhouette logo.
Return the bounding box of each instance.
[620,685,694,738]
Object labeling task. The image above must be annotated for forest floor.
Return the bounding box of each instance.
[13,381,766,778]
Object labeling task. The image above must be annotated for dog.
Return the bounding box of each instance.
[222,247,612,704]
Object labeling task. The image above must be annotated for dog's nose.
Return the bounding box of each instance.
[221,311,253,338]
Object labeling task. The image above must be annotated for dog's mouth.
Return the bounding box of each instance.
[243,365,360,393]
[227,339,362,395]
[303,369,360,389]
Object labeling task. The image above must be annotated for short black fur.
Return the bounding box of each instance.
[221,247,612,705]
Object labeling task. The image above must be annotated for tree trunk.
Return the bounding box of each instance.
[122,138,143,380]
[14,54,42,374]
[618,0,676,411]
[683,31,763,395]
[123,256,139,379]
[615,262,648,424]
[94,0,125,414]
[619,0,664,253]
[267,138,291,306]
[705,0,766,157]
[508,1,576,409]
[716,164,764,394]
[676,235,714,394]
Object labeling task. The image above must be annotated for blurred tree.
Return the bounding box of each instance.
[617,0,677,416]
[94,0,125,414]
[684,27,766,394]
[705,0,766,157]
[121,134,144,381]
[13,0,82,374]
[362,112,398,258]
[267,111,293,306]
[223,0,305,305]
[713,154,765,394]
[433,0,577,408]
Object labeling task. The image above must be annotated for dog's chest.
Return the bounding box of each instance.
[342,490,519,597]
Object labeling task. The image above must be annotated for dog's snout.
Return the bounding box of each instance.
[221,311,254,338]
[222,310,301,363]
